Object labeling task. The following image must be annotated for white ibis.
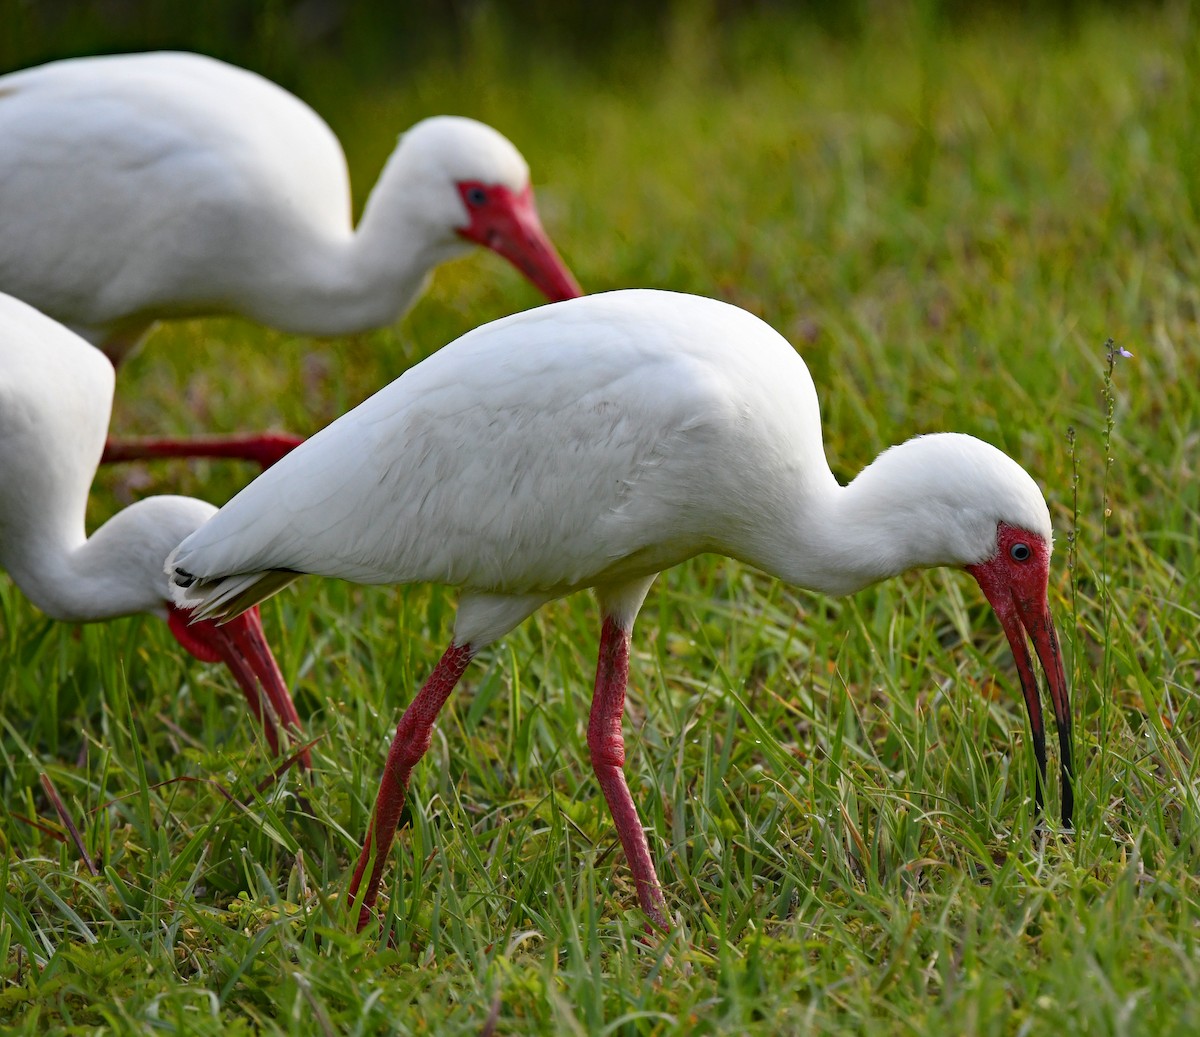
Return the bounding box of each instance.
[0,292,307,764]
[167,290,1072,930]
[0,50,583,468]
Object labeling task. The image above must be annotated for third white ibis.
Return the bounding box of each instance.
[0,50,583,469]
[167,289,1072,930]
[0,292,306,764]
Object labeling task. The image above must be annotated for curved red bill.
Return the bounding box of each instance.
[968,525,1073,827]
[167,603,310,767]
[456,182,583,302]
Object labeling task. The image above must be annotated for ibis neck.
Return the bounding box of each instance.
[253,150,471,336]
[744,460,962,598]
[0,473,88,621]
[1,519,135,624]
[2,498,212,624]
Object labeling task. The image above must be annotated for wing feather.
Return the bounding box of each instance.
[168,292,818,612]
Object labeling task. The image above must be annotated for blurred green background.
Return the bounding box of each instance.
[1,1,1172,87]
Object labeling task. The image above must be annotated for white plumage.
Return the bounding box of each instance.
[0,50,581,359]
[171,291,1048,629]
[168,289,1071,929]
[0,291,305,760]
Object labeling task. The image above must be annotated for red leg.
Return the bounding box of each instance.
[588,616,668,929]
[348,642,475,932]
[102,432,305,470]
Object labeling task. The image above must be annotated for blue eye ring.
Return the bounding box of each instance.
[465,186,487,206]
[1010,542,1031,562]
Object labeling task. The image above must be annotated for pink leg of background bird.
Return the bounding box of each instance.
[588,616,668,930]
[102,432,305,470]
[348,642,475,932]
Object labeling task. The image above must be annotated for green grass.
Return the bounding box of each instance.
[3,4,1200,1033]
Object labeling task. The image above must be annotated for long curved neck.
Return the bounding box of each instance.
[1,500,194,624]
[262,150,470,336]
[1,516,132,624]
[355,146,472,280]
[0,443,91,621]
[741,459,957,598]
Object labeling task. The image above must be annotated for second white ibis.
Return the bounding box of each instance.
[0,50,583,468]
[168,289,1072,930]
[0,292,306,764]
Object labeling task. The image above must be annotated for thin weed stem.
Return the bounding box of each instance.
[1096,337,1133,837]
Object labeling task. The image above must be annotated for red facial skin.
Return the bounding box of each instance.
[166,604,309,767]
[966,521,1073,827]
[455,181,583,302]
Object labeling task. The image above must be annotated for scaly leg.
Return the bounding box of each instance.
[348,642,475,932]
[588,616,668,929]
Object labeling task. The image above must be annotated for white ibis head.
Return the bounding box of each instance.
[844,432,1071,824]
[396,116,582,302]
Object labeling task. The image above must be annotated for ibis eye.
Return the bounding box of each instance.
[465,186,488,206]
[1010,542,1032,562]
